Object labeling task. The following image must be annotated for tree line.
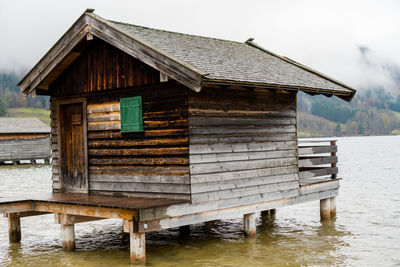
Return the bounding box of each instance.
[298,88,400,136]
[0,71,49,116]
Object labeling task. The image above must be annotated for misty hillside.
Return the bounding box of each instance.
[297,46,400,137]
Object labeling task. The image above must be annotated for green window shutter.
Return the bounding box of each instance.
[120,96,143,132]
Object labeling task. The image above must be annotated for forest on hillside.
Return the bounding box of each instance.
[0,70,399,136]
[298,89,400,136]
[0,70,49,117]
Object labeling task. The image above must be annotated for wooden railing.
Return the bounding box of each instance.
[298,140,338,185]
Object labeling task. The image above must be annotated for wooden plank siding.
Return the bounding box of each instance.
[85,85,190,200]
[0,137,50,162]
[48,38,190,200]
[51,85,190,200]
[188,87,300,204]
[50,99,60,191]
[49,38,160,96]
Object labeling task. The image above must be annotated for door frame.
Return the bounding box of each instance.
[56,97,89,194]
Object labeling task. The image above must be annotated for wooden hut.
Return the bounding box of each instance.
[0,118,50,164]
[0,10,355,263]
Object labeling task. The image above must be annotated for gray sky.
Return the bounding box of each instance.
[1,0,399,92]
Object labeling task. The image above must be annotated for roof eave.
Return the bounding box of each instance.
[244,40,357,100]
[18,12,90,95]
[203,78,356,101]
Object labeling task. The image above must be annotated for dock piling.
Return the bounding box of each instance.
[8,215,21,243]
[320,198,331,220]
[330,197,336,218]
[244,213,256,237]
[61,224,76,251]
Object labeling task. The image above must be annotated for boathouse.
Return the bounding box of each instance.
[0,10,355,263]
[0,118,50,164]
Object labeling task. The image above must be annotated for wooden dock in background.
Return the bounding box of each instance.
[0,118,51,165]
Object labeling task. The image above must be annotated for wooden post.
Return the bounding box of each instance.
[179,225,190,236]
[270,209,276,215]
[330,197,336,218]
[320,198,331,221]
[129,220,146,263]
[61,224,75,251]
[330,140,337,179]
[243,213,256,237]
[261,210,270,216]
[8,215,21,243]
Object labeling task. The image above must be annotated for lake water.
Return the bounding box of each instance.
[0,136,399,266]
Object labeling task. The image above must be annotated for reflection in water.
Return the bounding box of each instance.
[1,136,400,266]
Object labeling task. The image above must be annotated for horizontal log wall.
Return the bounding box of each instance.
[86,84,190,200]
[188,87,300,204]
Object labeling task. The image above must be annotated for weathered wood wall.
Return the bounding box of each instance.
[51,86,190,199]
[0,137,50,162]
[188,86,299,204]
[49,38,160,96]
[50,39,190,199]
[85,85,189,200]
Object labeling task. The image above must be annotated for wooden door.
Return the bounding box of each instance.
[59,102,88,193]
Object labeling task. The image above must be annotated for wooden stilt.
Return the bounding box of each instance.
[330,197,336,218]
[320,198,331,221]
[243,213,256,237]
[179,225,190,236]
[130,231,146,263]
[261,210,270,216]
[8,215,21,243]
[61,224,75,251]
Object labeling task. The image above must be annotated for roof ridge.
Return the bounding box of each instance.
[108,19,244,45]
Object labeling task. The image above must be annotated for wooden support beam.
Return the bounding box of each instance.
[320,198,331,221]
[330,197,336,218]
[8,215,21,243]
[128,220,146,263]
[34,202,138,220]
[243,213,256,237]
[54,213,106,224]
[4,211,50,218]
[61,224,75,251]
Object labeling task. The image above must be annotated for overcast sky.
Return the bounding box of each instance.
[1,0,399,92]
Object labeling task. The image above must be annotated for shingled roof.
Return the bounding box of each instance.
[0,118,50,134]
[19,10,356,101]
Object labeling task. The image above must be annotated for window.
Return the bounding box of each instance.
[120,96,143,132]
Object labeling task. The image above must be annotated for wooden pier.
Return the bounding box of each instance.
[0,118,51,165]
[0,139,339,262]
[5,9,356,263]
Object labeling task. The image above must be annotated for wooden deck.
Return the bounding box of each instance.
[0,193,188,221]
